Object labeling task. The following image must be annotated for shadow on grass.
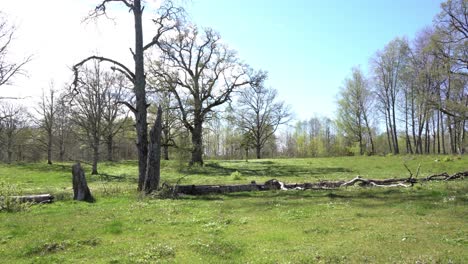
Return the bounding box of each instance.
[13,162,71,173]
[181,161,352,178]
[181,184,468,212]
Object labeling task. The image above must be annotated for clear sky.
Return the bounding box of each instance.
[2,0,443,121]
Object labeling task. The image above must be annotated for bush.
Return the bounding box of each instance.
[230,171,243,181]
[0,181,31,213]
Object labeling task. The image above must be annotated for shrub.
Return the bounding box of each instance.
[230,171,243,181]
[0,181,31,213]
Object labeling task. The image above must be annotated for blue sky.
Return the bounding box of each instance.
[187,0,444,121]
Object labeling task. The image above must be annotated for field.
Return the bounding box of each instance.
[0,156,467,263]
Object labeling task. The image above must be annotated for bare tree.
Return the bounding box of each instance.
[149,24,265,165]
[37,86,56,165]
[232,82,291,159]
[0,12,30,88]
[73,0,182,192]
[102,75,129,161]
[0,102,27,163]
[55,93,73,162]
[72,62,119,174]
[371,37,410,154]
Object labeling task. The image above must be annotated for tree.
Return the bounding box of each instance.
[37,86,56,165]
[55,93,73,162]
[430,0,468,121]
[233,82,291,159]
[73,0,182,192]
[337,67,375,155]
[149,24,265,165]
[102,75,129,161]
[371,37,410,154]
[0,12,30,89]
[0,102,27,163]
[71,62,110,175]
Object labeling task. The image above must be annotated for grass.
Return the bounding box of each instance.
[0,155,467,263]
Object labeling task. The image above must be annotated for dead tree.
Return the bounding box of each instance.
[143,106,162,193]
[72,163,95,202]
[73,0,183,191]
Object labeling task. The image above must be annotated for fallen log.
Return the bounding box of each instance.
[171,171,467,196]
[6,194,54,204]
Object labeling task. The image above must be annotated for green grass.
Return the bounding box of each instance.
[0,155,467,263]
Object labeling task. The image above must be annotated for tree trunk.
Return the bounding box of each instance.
[404,92,413,154]
[72,163,94,202]
[358,134,363,155]
[91,137,99,175]
[391,107,399,154]
[441,112,446,154]
[7,151,12,164]
[363,113,375,155]
[190,121,203,165]
[256,145,261,159]
[385,111,393,154]
[106,135,113,162]
[143,106,162,193]
[133,1,149,191]
[47,130,53,165]
[163,145,169,160]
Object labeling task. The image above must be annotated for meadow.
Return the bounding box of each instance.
[0,155,467,263]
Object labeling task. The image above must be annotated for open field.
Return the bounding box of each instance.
[0,156,467,263]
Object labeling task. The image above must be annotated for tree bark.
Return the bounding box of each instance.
[163,145,169,160]
[72,163,94,202]
[106,135,113,162]
[133,1,149,191]
[47,130,53,165]
[143,106,162,193]
[91,144,99,175]
[190,121,203,165]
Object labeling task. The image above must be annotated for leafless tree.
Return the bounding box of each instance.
[71,62,111,174]
[371,37,410,154]
[37,86,57,165]
[73,0,183,192]
[0,102,27,163]
[55,93,73,162]
[149,24,266,165]
[0,12,30,89]
[232,80,291,159]
[102,75,130,161]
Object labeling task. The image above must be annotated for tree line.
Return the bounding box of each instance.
[0,0,466,174]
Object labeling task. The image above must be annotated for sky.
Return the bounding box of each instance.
[1,0,444,121]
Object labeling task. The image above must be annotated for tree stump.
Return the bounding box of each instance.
[72,163,95,202]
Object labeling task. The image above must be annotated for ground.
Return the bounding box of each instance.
[0,156,467,263]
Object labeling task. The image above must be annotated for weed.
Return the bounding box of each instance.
[230,171,243,180]
[0,181,31,213]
